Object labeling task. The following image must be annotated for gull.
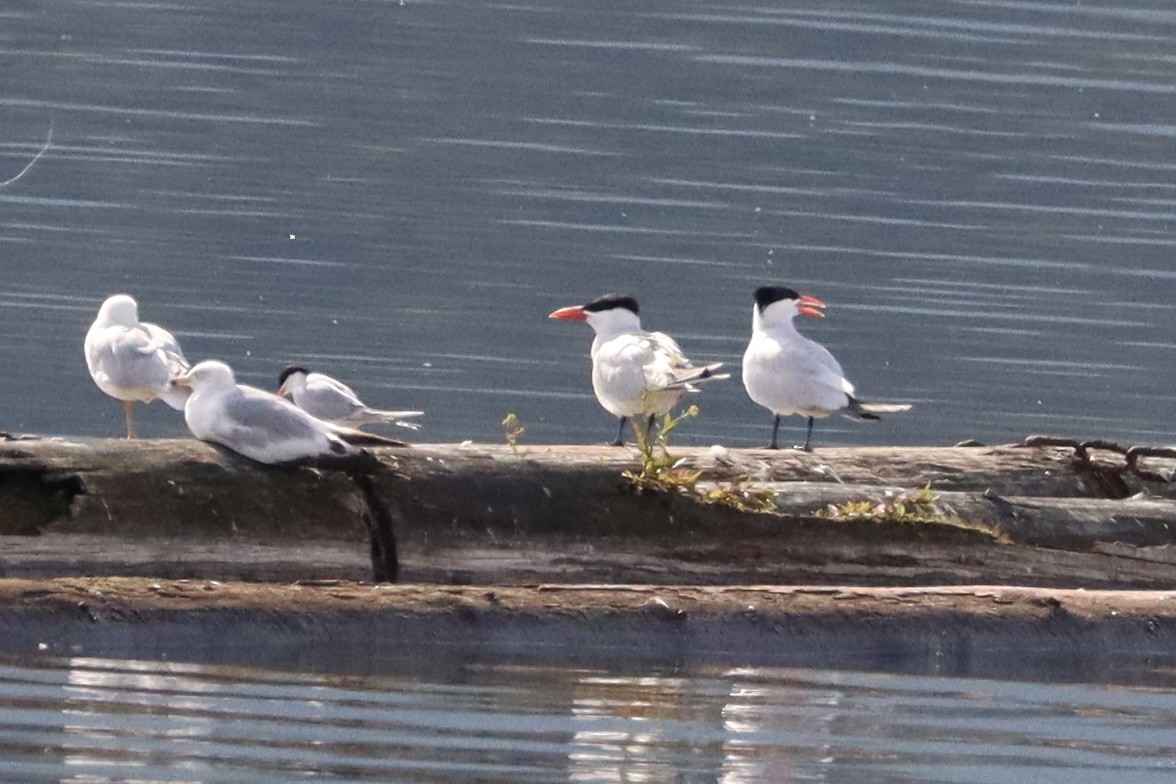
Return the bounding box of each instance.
[549,293,728,445]
[84,293,190,438]
[742,285,911,451]
[174,360,405,465]
[277,366,423,430]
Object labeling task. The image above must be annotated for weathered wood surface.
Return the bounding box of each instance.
[3,578,1175,667]
[2,436,1176,587]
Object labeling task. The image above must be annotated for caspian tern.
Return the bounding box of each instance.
[174,360,406,465]
[742,286,911,451]
[277,366,423,430]
[84,293,190,438]
[549,293,729,445]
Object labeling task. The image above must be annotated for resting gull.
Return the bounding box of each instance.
[174,360,405,464]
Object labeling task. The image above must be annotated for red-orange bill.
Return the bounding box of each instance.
[548,305,587,321]
[798,294,826,318]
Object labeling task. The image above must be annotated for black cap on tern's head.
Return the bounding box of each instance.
[582,293,639,316]
[754,285,826,319]
[549,293,642,331]
[278,365,310,386]
[753,286,802,312]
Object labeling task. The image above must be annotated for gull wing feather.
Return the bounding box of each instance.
[212,385,348,460]
[143,322,191,409]
[88,325,173,399]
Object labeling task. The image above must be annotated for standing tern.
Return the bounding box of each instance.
[84,293,190,438]
[549,293,728,445]
[742,285,911,451]
[173,360,405,465]
[277,366,423,430]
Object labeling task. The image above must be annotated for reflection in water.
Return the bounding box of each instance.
[565,671,827,782]
[62,659,221,780]
[569,675,692,782]
[718,675,828,784]
[2,653,1176,783]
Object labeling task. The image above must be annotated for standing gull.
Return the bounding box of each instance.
[742,285,911,451]
[277,366,423,430]
[84,293,190,438]
[174,360,405,465]
[549,293,728,445]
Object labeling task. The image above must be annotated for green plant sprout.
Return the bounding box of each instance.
[622,404,777,514]
[501,412,526,456]
[817,483,941,524]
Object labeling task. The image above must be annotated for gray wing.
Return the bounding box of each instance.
[306,374,423,427]
[803,336,846,379]
[215,386,343,456]
[776,335,856,404]
[93,325,173,392]
[143,322,191,409]
[300,374,366,421]
[144,321,190,375]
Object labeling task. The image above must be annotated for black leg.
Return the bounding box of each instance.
[645,414,656,440]
[801,416,815,452]
[767,414,780,450]
[611,416,627,446]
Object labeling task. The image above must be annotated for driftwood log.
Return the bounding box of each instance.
[2,435,1176,588]
[3,578,1175,668]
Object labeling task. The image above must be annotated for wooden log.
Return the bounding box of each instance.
[3,578,1175,667]
[2,436,1176,587]
[758,481,1176,549]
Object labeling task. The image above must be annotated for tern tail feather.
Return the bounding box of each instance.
[362,408,425,430]
[666,362,730,390]
[330,424,411,447]
[847,397,912,420]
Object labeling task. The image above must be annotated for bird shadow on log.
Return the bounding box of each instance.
[207,445,401,584]
[346,469,398,584]
[289,451,399,584]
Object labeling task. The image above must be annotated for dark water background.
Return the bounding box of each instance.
[4,0,1176,447]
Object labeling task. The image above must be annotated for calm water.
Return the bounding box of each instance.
[5,5,1176,775]
[3,0,1176,448]
[2,647,1176,783]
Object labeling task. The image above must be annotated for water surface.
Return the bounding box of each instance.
[3,0,1176,447]
[3,648,1176,783]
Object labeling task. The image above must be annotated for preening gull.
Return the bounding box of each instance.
[277,365,423,430]
[84,293,190,438]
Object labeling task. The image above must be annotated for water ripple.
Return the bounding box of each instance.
[2,655,1176,783]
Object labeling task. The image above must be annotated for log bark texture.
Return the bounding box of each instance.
[2,578,1175,671]
[1,436,1175,587]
